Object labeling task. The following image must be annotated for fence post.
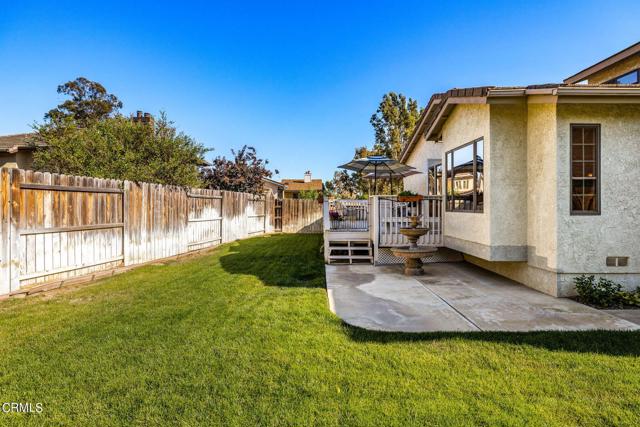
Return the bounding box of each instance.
[220,191,226,244]
[0,168,10,294]
[122,180,130,266]
[8,168,22,293]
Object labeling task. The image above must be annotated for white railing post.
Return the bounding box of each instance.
[323,200,330,232]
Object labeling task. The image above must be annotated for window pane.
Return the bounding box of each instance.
[571,125,599,214]
[572,162,583,178]
[572,179,584,195]
[617,70,640,84]
[453,143,474,211]
[583,162,595,178]
[476,139,484,211]
[583,144,595,161]
[583,180,596,195]
[583,127,596,144]
[446,152,453,210]
[572,144,583,161]
[572,126,583,145]
[428,166,436,195]
[572,196,584,211]
[435,164,442,196]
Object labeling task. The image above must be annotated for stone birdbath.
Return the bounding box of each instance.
[391,216,437,275]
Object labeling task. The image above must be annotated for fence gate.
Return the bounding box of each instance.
[274,199,283,232]
[186,189,223,251]
[247,196,266,235]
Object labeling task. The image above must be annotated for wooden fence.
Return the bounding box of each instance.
[0,168,322,296]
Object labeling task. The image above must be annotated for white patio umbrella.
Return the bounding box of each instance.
[338,156,417,195]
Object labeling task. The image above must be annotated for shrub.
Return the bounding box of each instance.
[574,275,622,308]
[619,287,640,307]
[574,276,640,308]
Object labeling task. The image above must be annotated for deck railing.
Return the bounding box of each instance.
[326,199,369,231]
[377,196,442,247]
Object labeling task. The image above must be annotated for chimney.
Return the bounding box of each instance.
[132,111,154,127]
[304,171,311,183]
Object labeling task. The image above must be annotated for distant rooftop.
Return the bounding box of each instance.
[281,178,323,192]
[564,41,640,84]
[0,133,45,153]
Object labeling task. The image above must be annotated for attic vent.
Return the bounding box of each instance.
[606,256,629,267]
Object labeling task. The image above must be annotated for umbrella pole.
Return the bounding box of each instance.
[374,164,377,196]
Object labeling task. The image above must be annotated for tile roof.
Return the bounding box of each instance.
[400,83,640,161]
[281,179,323,192]
[0,133,43,152]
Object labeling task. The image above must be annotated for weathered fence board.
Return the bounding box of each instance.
[282,199,323,233]
[0,167,322,296]
[187,188,222,252]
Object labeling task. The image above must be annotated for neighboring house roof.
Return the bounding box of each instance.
[564,41,640,84]
[400,83,640,162]
[281,179,323,192]
[262,176,285,188]
[0,133,44,153]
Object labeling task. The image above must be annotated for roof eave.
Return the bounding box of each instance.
[399,97,442,163]
[424,96,487,141]
[564,41,640,84]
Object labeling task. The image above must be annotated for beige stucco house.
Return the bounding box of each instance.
[282,171,324,199]
[0,133,43,169]
[400,41,640,297]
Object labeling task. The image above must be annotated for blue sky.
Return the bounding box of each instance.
[1,1,639,182]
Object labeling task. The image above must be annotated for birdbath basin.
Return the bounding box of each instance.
[391,216,437,275]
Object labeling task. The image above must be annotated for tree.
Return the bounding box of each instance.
[325,170,361,199]
[298,190,320,200]
[201,145,276,194]
[325,92,422,197]
[370,92,422,160]
[45,77,123,126]
[33,113,208,187]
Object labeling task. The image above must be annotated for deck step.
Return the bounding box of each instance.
[328,255,373,260]
[326,238,374,264]
[328,246,372,251]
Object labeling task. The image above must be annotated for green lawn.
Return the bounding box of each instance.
[1,234,639,426]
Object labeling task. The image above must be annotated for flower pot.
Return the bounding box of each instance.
[397,195,424,203]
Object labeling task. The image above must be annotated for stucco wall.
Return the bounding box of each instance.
[555,103,640,293]
[402,99,640,297]
[585,54,640,84]
[440,104,491,250]
[527,102,559,273]
[0,151,35,169]
[463,102,561,296]
[403,134,441,194]
[489,103,527,252]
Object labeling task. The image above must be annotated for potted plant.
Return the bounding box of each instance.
[397,190,424,203]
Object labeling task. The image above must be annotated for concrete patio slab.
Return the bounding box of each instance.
[325,265,478,332]
[325,263,640,332]
[603,309,640,325]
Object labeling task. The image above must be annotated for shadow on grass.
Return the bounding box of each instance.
[219,234,640,355]
[343,322,640,356]
[219,234,326,288]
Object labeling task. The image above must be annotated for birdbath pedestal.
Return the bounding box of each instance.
[391,216,437,276]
